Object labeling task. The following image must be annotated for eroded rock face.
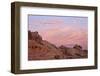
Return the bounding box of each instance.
[28,40,64,60]
[28,31,42,43]
[31,31,42,43]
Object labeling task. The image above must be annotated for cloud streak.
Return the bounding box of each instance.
[39,26,87,49]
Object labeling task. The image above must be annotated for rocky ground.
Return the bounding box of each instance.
[28,31,88,60]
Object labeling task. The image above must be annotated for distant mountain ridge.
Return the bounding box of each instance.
[28,31,88,60]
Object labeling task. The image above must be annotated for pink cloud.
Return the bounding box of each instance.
[39,25,87,49]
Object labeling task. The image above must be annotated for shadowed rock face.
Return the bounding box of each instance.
[28,31,32,40]
[28,31,88,60]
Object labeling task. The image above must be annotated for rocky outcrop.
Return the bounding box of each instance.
[59,44,87,59]
[28,31,42,43]
[73,44,82,50]
[28,31,64,60]
[28,30,88,60]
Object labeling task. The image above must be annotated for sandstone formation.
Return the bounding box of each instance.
[28,31,88,60]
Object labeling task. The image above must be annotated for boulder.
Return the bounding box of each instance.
[73,44,82,50]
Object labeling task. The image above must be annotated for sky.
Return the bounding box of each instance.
[28,15,88,50]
